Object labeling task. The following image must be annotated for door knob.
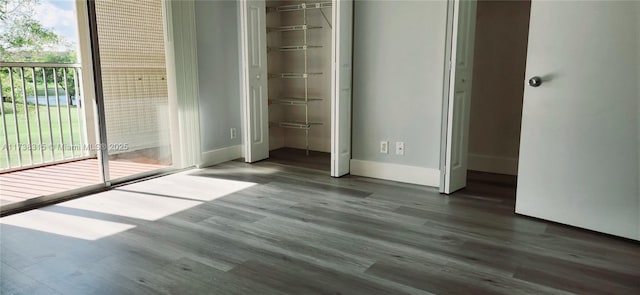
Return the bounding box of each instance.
[256,74,261,80]
[528,76,542,87]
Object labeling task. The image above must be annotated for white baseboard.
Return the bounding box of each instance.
[468,153,518,175]
[350,160,440,187]
[199,145,243,168]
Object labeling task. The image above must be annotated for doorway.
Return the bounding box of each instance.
[239,0,353,177]
[443,0,640,240]
[440,0,530,194]
[0,0,180,214]
[264,0,334,171]
[464,0,531,199]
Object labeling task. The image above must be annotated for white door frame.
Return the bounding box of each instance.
[439,0,456,193]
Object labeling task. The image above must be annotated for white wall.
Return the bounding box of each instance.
[467,0,530,175]
[194,0,243,165]
[350,0,448,186]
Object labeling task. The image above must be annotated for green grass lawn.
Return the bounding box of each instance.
[1,102,83,169]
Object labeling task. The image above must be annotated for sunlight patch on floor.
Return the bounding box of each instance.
[0,170,259,240]
[119,173,258,202]
[0,210,135,240]
[57,189,203,221]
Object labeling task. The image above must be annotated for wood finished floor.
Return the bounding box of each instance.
[268,147,331,172]
[1,160,639,294]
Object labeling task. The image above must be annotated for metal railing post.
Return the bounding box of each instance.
[42,68,55,161]
[0,74,11,169]
[62,68,75,158]
[52,68,65,159]
[73,68,86,156]
[31,67,45,162]
[8,68,22,167]
[19,68,34,165]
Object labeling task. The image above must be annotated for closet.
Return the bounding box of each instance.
[267,1,332,162]
[240,0,353,176]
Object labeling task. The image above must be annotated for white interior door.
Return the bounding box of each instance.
[240,0,269,162]
[442,0,477,194]
[516,1,640,240]
[331,0,353,177]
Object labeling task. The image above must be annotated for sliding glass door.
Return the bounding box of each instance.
[91,0,174,182]
[0,0,177,213]
[0,0,105,211]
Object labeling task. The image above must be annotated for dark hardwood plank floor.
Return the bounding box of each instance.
[1,160,639,294]
[268,148,331,172]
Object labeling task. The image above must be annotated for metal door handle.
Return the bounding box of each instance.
[529,76,542,87]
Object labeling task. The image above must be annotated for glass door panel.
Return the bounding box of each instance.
[0,0,104,211]
[93,0,173,181]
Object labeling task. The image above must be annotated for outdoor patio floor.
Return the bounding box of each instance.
[0,159,167,209]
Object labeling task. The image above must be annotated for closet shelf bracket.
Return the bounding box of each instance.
[270,97,323,105]
[272,45,323,52]
[279,121,323,130]
[270,2,332,13]
[268,25,322,32]
[269,72,322,79]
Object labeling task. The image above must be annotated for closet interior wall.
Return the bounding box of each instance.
[266,0,333,154]
[467,0,530,176]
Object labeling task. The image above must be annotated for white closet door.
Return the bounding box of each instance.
[240,0,269,162]
[516,1,640,240]
[331,0,353,177]
[443,0,477,193]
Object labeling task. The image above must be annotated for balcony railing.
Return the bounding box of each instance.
[0,62,89,172]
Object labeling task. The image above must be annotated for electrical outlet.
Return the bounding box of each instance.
[396,142,404,155]
[230,128,237,139]
[380,141,389,154]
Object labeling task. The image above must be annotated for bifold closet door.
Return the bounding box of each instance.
[442,0,477,193]
[331,0,353,177]
[516,1,640,240]
[240,0,269,163]
[241,0,354,170]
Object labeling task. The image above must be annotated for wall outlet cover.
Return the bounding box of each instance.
[396,142,404,155]
[230,128,237,139]
[380,141,389,154]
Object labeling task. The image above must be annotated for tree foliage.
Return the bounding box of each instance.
[0,0,70,61]
[1,0,77,107]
